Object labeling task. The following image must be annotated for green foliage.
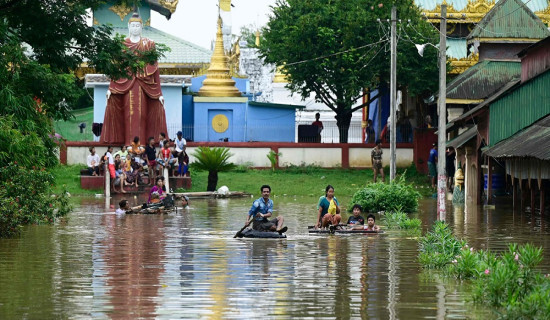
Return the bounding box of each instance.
[191,147,236,191]
[233,162,254,173]
[349,176,421,213]
[383,211,421,230]
[0,163,71,237]
[267,150,281,171]
[260,0,438,142]
[472,244,548,313]
[191,147,236,172]
[418,221,465,269]
[418,222,550,318]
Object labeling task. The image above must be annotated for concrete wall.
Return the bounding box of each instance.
[193,97,248,142]
[247,105,296,142]
[63,142,414,169]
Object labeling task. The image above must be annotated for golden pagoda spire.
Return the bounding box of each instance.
[198,17,241,97]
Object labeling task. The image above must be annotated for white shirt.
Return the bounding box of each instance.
[87,154,100,167]
[175,137,186,152]
[106,152,115,165]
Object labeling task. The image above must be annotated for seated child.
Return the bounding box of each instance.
[364,214,380,232]
[347,204,365,226]
[350,213,380,232]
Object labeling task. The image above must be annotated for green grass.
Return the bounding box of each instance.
[54,107,94,141]
[52,163,433,199]
[51,165,101,196]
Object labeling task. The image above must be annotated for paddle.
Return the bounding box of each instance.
[234,219,253,238]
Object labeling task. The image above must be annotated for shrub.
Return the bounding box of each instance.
[191,147,235,191]
[349,177,421,213]
[266,150,281,171]
[418,222,550,319]
[383,210,421,230]
[0,162,71,237]
[418,221,464,269]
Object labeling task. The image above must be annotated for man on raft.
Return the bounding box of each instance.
[246,184,288,234]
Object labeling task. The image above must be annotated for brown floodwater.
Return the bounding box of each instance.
[0,194,549,319]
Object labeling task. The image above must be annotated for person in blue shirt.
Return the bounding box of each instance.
[428,143,438,189]
[246,185,287,234]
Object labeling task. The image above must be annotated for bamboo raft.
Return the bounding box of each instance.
[171,191,252,199]
[308,226,384,234]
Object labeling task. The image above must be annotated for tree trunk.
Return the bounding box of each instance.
[207,170,218,191]
[335,111,352,143]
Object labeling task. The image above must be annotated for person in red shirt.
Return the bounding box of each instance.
[311,112,323,143]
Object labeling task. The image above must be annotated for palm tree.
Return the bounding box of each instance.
[191,147,236,191]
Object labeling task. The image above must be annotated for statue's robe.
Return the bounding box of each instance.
[100,37,168,144]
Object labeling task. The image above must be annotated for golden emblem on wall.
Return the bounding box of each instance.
[109,4,132,21]
[212,114,229,133]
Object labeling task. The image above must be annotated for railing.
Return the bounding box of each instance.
[68,121,413,144]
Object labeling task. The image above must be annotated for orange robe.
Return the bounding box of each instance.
[100,37,168,144]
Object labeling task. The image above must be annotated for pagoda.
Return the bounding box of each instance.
[416,0,550,74]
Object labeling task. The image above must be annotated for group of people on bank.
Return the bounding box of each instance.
[86,131,190,193]
[246,184,379,234]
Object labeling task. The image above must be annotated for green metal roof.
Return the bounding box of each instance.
[248,101,306,110]
[468,0,550,40]
[447,38,468,59]
[111,26,212,65]
[446,60,521,100]
[489,69,550,145]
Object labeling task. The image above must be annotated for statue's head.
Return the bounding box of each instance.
[128,12,143,37]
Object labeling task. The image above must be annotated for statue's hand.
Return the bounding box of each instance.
[159,96,164,106]
[106,90,111,100]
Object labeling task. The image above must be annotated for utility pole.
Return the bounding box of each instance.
[390,6,397,181]
[437,5,447,219]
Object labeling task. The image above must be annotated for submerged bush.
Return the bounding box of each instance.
[383,211,421,230]
[0,162,71,237]
[418,221,464,269]
[349,177,421,213]
[418,222,550,319]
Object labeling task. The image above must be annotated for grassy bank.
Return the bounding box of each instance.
[52,164,433,198]
[54,107,94,141]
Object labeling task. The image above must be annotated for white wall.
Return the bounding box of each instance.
[65,145,413,169]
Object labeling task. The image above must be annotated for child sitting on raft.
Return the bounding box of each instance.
[350,213,380,232]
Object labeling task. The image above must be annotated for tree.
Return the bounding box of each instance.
[260,0,439,142]
[191,147,236,191]
[0,0,166,236]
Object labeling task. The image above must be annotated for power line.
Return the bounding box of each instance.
[284,38,389,67]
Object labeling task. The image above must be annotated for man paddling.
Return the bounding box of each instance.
[246,185,287,234]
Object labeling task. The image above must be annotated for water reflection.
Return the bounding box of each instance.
[0,196,549,319]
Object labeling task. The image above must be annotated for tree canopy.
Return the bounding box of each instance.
[259,0,440,142]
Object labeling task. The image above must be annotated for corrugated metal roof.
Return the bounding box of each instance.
[468,0,550,40]
[484,114,550,159]
[447,125,478,148]
[446,60,521,100]
[414,0,549,13]
[447,38,468,59]
[451,79,520,123]
[111,27,212,65]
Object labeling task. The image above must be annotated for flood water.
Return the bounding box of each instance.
[1,194,549,319]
